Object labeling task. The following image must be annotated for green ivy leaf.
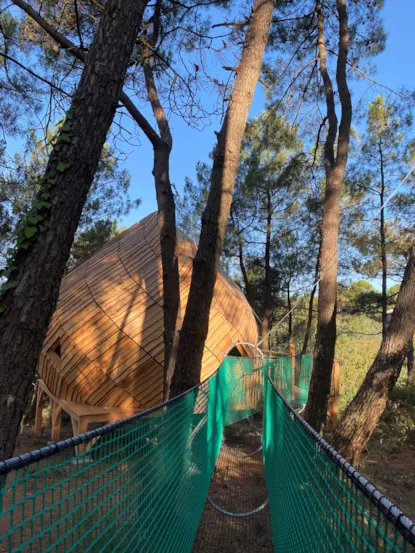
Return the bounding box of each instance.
[32,200,51,210]
[0,305,5,314]
[61,121,72,132]
[2,266,17,278]
[27,214,44,225]
[57,161,69,173]
[56,134,71,144]
[18,241,32,249]
[0,281,17,292]
[23,226,37,239]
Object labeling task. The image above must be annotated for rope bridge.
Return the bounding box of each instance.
[1,356,414,552]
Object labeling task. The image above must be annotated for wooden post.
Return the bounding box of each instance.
[34,382,45,435]
[71,417,89,457]
[328,360,340,430]
[50,401,63,441]
[289,343,296,400]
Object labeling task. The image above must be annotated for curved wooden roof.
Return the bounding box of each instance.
[38,212,258,409]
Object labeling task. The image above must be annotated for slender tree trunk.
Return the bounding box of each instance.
[407,342,415,384]
[261,187,273,351]
[332,244,415,463]
[379,138,388,339]
[0,0,148,461]
[238,233,254,307]
[152,145,181,398]
[170,0,274,396]
[143,1,181,398]
[303,0,352,431]
[287,280,293,345]
[231,209,254,308]
[302,239,320,355]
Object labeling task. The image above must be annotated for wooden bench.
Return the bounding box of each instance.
[34,379,140,454]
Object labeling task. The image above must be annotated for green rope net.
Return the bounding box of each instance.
[0,357,261,553]
[263,358,415,553]
[0,355,414,553]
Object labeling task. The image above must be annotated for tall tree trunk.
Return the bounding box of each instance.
[302,239,321,355]
[287,280,293,345]
[230,209,254,309]
[238,237,254,306]
[407,342,415,384]
[261,187,273,351]
[143,0,181,399]
[379,138,388,339]
[303,0,352,431]
[170,0,274,396]
[332,244,415,463]
[153,145,181,399]
[0,0,148,461]
[15,0,182,399]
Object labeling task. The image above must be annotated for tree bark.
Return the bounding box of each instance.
[379,137,388,339]
[143,0,181,399]
[407,342,415,384]
[332,244,415,463]
[261,186,273,351]
[170,0,274,396]
[232,211,254,307]
[302,238,320,355]
[14,0,182,399]
[153,145,181,399]
[303,0,352,431]
[287,280,293,345]
[0,0,148,461]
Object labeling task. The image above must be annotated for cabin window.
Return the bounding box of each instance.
[48,339,62,366]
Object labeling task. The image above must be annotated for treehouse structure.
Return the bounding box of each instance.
[35,212,258,441]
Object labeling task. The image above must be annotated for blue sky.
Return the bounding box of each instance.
[119,0,415,229]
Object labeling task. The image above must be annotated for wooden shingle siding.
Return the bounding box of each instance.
[38,212,258,409]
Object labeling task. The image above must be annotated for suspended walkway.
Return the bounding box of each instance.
[0,356,414,552]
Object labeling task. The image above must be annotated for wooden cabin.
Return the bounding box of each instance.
[36,212,258,437]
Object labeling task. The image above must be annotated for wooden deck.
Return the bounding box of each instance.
[35,379,141,453]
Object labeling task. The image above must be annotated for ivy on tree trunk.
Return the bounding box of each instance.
[0,0,149,461]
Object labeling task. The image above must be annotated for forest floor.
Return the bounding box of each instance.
[355,383,415,521]
[359,444,415,520]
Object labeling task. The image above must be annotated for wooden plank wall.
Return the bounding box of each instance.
[38,213,259,409]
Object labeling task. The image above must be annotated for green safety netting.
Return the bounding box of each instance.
[0,355,414,553]
[263,361,415,553]
[0,356,261,553]
[264,354,313,407]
